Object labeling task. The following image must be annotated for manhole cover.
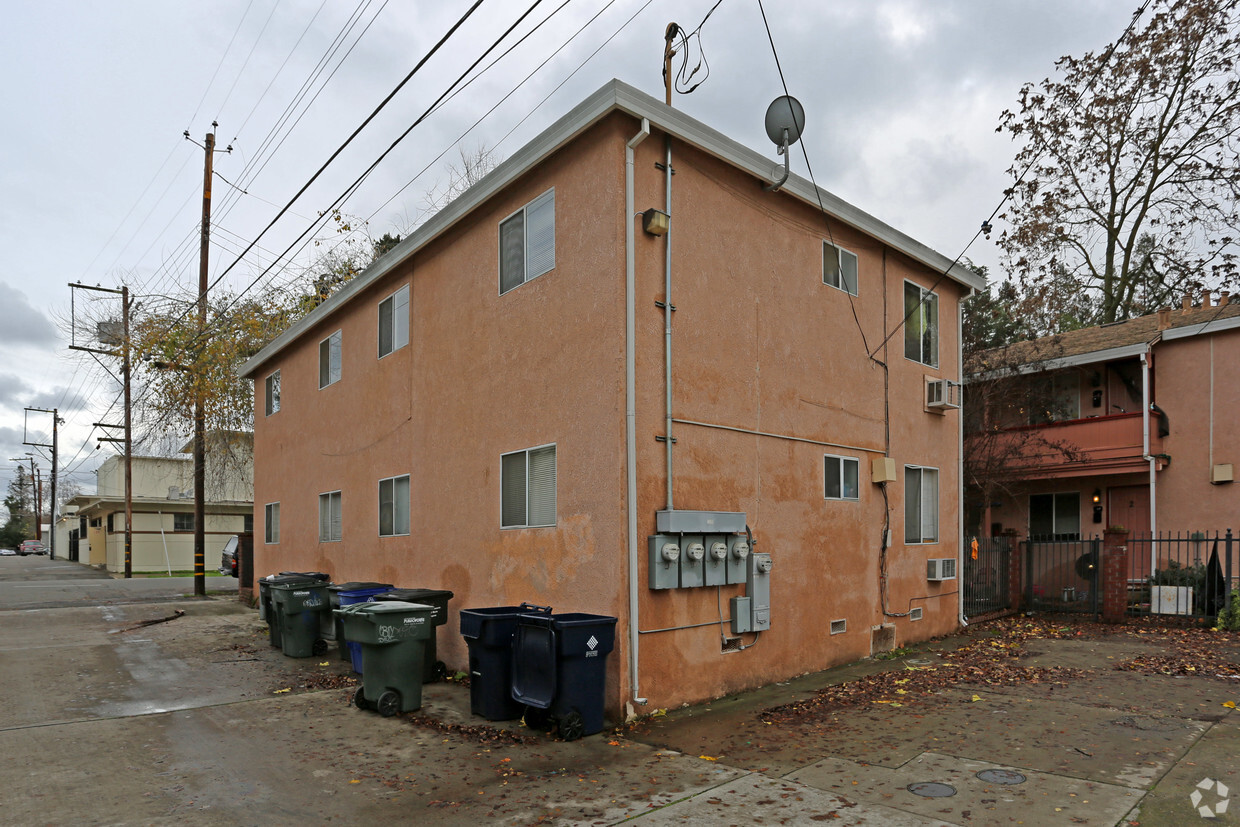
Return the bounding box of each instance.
[907,782,957,798]
[977,769,1027,785]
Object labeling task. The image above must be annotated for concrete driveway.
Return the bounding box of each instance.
[1,555,1237,825]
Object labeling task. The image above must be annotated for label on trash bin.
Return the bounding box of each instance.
[403,617,425,624]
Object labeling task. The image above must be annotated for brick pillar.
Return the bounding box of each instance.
[1102,529,1130,623]
[1005,534,1024,612]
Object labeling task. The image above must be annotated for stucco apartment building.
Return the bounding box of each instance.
[240,80,983,717]
[968,294,1240,550]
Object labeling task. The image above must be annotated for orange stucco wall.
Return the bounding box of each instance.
[251,111,966,717]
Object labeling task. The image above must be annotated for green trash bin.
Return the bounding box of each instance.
[335,601,434,716]
[271,580,331,658]
[258,572,330,648]
[373,588,454,681]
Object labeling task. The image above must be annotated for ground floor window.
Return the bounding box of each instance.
[1029,492,1080,540]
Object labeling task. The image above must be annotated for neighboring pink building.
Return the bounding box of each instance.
[969,296,1240,548]
[240,80,983,719]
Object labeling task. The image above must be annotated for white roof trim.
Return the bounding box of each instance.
[241,79,984,378]
[1159,314,1240,341]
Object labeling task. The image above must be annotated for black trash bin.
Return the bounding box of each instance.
[511,612,617,740]
[459,603,551,721]
[327,582,393,666]
[374,588,454,681]
[270,580,332,658]
[258,572,331,648]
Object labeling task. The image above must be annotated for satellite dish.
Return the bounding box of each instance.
[762,95,806,192]
[764,95,805,147]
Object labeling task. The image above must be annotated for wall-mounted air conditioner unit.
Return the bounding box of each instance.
[926,378,961,410]
[926,558,957,581]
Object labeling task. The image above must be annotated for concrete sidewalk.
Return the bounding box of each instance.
[1,557,1236,825]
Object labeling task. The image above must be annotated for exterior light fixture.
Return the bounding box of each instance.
[1092,488,1103,524]
[1092,489,1101,504]
[642,208,670,236]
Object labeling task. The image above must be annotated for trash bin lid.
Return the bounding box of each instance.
[265,574,330,587]
[378,588,455,601]
[352,600,433,615]
[327,581,393,593]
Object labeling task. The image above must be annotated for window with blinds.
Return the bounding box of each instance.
[378,285,410,358]
[378,474,410,536]
[499,189,555,295]
[904,465,939,544]
[319,490,342,542]
[319,330,342,388]
[501,444,556,528]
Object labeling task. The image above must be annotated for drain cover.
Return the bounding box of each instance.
[907,782,957,797]
[977,769,1027,785]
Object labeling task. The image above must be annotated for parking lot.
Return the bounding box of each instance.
[1,555,1238,825]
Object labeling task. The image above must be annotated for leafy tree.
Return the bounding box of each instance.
[0,468,33,548]
[998,0,1240,330]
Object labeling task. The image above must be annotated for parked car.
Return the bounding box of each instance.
[18,541,46,556]
[219,535,240,577]
[0,548,16,556]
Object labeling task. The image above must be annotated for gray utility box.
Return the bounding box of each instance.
[657,510,746,534]
[730,552,773,634]
[726,534,750,585]
[704,538,728,586]
[679,534,705,587]
[648,536,681,589]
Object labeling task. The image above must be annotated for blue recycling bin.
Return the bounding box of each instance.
[511,612,617,740]
[459,603,551,721]
[327,582,394,669]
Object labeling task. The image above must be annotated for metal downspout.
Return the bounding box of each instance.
[626,118,650,708]
[1141,345,1157,576]
[663,135,674,510]
[958,293,971,627]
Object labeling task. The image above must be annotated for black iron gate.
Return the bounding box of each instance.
[1022,536,1102,615]
[963,537,1012,619]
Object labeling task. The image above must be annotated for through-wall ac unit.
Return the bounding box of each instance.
[926,558,957,581]
[926,378,961,410]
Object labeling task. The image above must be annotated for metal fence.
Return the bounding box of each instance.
[1124,531,1235,621]
[963,537,1012,619]
[1022,536,1102,616]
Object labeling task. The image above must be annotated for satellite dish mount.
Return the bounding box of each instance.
[763,95,806,192]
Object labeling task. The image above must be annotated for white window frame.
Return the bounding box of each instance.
[501,443,556,528]
[904,465,940,544]
[264,370,281,416]
[499,188,555,295]
[377,285,410,358]
[319,330,342,389]
[903,281,939,368]
[822,241,859,296]
[378,474,411,537]
[824,454,860,501]
[264,502,280,545]
[318,490,342,542]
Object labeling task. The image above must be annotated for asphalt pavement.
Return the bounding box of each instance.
[1,554,1236,825]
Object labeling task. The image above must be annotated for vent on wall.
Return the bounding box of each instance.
[830,619,847,635]
[910,607,923,621]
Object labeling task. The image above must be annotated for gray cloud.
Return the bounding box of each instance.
[0,283,59,348]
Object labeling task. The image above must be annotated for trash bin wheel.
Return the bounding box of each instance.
[353,687,370,711]
[432,660,448,682]
[312,639,328,656]
[377,690,402,718]
[523,706,553,731]
[558,709,585,742]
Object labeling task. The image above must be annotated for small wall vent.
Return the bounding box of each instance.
[910,607,923,621]
[830,619,847,635]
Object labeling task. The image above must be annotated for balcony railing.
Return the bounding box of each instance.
[971,412,1159,479]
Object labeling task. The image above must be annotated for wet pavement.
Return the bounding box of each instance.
[1,555,1237,825]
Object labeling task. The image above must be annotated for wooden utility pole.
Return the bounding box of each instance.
[193,126,216,598]
[24,406,60,557]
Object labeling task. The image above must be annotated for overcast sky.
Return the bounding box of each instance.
[0,0,1136,518]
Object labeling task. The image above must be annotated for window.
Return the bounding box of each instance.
[824,454,860,500]
[499,189,555,295]
[106,514,113,533]
[319,491,342,542]
[501,444,556,528]
[243,514,254,534]
[319,330,342,389]
[904,465,940,544]
[378,475,410,537]
[174,513,194,532]
[1030,373,1081,424]
[904,282,939,367]
[822,242,858,295]
[378,285,410,358]
[264,370,281,415]
[264,503,280,544]
[1029,492,1081,540]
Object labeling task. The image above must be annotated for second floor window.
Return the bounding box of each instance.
[823,241,858,295]
[319,330,342,389]
[499,189,555,295]
[904,282,939,367]
[174,513,194,532]
[378,285,410,358]
[264,370,281,416]
[265,502,280,544]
